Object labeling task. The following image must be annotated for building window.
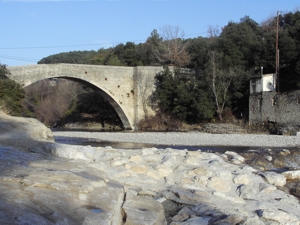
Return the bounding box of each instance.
[272,97,277,106]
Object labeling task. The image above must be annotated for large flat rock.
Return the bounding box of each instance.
[2,112,300,224]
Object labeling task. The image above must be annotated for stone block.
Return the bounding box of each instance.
[207,177,232,192]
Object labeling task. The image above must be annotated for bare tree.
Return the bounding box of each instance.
[207,25,236,121]
[136,73,154,119]
[207,25,220,40]
[24,79,85,126]
[208,51,236,121]
[151,25,190,67]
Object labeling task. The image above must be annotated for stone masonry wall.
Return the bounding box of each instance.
[249,90,300,125]
[8,64,163,130]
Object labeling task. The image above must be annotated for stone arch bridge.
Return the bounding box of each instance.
[8,64,163,130]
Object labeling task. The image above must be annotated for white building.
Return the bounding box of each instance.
[250,73,276,94]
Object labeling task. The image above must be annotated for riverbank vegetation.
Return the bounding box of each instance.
[0,64,25,116]
[7,11,300,131]
[23,79,122,128]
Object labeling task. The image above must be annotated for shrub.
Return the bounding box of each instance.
[138,114,182,131]
[0,64,26,116]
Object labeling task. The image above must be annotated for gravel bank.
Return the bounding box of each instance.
[53,131,300,148]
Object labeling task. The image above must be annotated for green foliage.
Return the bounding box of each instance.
[38,51,97,64]
[0,64,9,79]
[92,48,112,65]
[154,66,214,123]
[217,16,262,69]
[36,11,300,124]
[77,91,116,115]
[65,99,77,117]
[144,29,163,66]
[109,42,143,66]
[69,90,121,126]
[0,64,26,115]
[136,42,158,66]
[187,37,209,70]
[147,29,163,46]
[106,55,123,66]
[277,11,300,90]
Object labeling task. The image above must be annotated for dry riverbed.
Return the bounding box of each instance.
[53,130,300,148]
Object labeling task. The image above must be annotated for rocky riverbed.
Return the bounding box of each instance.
[1,112,300,225]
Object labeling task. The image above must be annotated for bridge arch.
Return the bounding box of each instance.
[8,64,163,130]
[36,77,132,129]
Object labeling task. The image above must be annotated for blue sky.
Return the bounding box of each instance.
[0,0,299,66]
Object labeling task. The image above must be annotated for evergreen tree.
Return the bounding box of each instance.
[0,64,9,79]
[154,66,214,123]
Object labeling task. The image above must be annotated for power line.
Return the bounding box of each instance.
[0,32,208,50]
[0,31,208,63]
[0,40,144,50]
[185,32,208,37]
[0,43,114,50]
[0,54,38,62]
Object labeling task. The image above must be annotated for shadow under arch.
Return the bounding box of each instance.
[25,76,132,130]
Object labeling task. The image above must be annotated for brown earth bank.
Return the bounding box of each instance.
[1,111,300,225]
[64,117,300,136]
[63,121,123,131]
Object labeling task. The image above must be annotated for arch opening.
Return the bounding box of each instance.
[23,77,131,130]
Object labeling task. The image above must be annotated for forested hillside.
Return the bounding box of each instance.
[38,13,300,90]
[33,11,300,128]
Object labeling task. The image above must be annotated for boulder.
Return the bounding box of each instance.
[122,192,167,225]
[130,165,148,174]
[282,170,300,180]
[259,171,286,186]
[207,177,232,193]
[170,216,211,225]
[233,174,251,185]
[257,208,300,225]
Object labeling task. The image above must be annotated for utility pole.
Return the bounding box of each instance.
[275,11,280,92]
